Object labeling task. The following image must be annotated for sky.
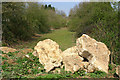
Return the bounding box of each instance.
[41,2,80,16]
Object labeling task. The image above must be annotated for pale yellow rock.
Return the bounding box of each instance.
[83,62,89,69]
[32,51,38,57]
[116,65,120,77]
[76,34,110,73]
[62,46,84,73]
[87,64,95,73]
[0,47,17,53]
[83,69,88,72]
[52,68,61,74]
[33,39,62,72]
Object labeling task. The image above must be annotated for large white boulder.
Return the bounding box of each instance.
[33,39,62,72]
[61,46,89,73]
[76,34,110,73]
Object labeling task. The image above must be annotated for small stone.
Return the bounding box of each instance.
[25,55,29,58]
[116,65,120,77]
[87,64,95,73]
[0,47,17,53]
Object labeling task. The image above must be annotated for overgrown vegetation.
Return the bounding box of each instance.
[1,2,120,79]
[41,28,76,51]
[1,51,82,78]
[68,2,120,65]
[11,28,75,51]
[2,51,44,78]
[2,2,66,45]
[2,50,114,78]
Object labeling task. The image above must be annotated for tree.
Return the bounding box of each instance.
[68,2,119,64]
[2,2,32,43]
[48,4,52,9]
[2,2,66,45]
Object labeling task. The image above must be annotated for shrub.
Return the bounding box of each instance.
[68,2,119,65]
[2,2,66,44]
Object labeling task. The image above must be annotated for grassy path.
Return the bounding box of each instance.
[2,28,113,78]
[42,28,76,51]
[13,28,76,51]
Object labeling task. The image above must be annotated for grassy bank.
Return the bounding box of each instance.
[11,28,76,51]
[42,28,76,51]
[2,28,117,78]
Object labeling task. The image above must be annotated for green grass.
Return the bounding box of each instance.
[2,28,114,78]
[2,51,82,78]
[86,71,107,78]
[1,51,114,78]
[12,28,76,51]
[42,28,76,51]
[2,51,45,78]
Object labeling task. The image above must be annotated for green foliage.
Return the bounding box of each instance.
[11,28,75,51]
[2,51,45,78]
[72,69,86,78]
[47,10,66,29]
[108,64,116,75]
[109,64,113,70]
[2,51,72,78]
[2,50,116,78]
[37,67,72,78]
[68,2,119,65]
[26,3,50,34]
[2,3,33,42]
[2,51,87,78]
[44,4,55,11]
[41,28,76,51]
[2,2,66,44]
[88,70,107,78]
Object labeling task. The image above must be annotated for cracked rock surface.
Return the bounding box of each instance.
[33,34,110,73]
[33,39,62,72]
[76,34,110,73]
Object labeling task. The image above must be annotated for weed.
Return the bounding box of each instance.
[2,51,45,78]
[88,70,107,78]
[109,64,113,70]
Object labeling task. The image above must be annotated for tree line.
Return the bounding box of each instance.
[68,2,119,65]
[2,2,66,45]
[2,2,120,65]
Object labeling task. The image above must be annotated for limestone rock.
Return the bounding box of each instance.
[62,46,85,73]
[76,34,110,73]
[52,68,61,74]
[0,47,17,53]
[116,65,120,77]
[32,51,38,57]
[33,39,62,72]
[87,64,95,73]
[83,62,89,69]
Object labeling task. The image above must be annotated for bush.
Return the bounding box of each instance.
[88,70,107,78]
[68,2,119,65]
[2,52,45,78]
[2,2,66,44]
